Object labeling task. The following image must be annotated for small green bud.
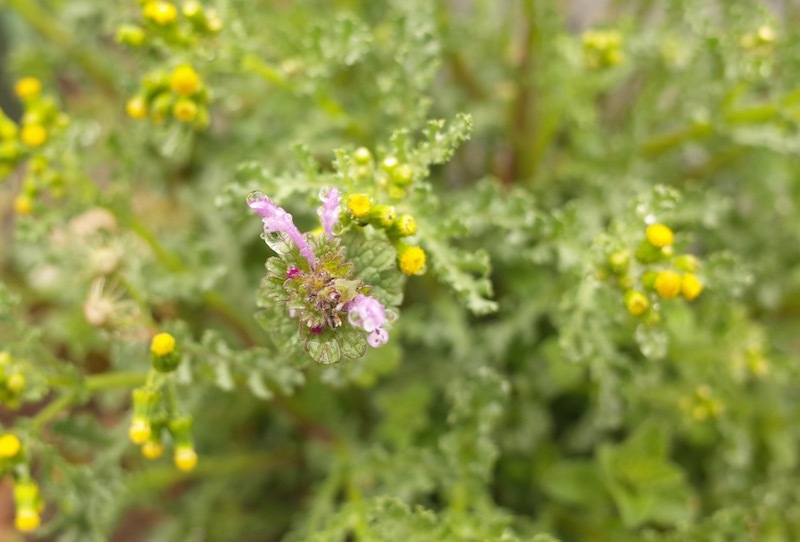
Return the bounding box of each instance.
[391,164,413,186]
[6,373,25,394]
[674,254,698,273]
[353,147,372,164]
[381,155,398,172]
[369,205,396,229]
[608,250,629,273]
[641,270,658,290]
[115,24,147,47]
[635,241,665,264]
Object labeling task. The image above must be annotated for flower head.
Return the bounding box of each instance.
[0,434,22,459]
[646,223,674,248]
[346,294,389,348]
[247,191,317,268]
[317,187,341,240]
[654,269,681,298]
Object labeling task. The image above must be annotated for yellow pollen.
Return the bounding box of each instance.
[681,273,703,301]
[173,99,198,122]
[14,77,42,100]
[144,1,178,25]
[13,194,33,215]
[399,246,426,276]
[347,194,372,218]
[654,270,681,298]
[0,434,22,459]
[128,418,152,445]
[170,65,201,96]
[15,509,40,532]
[646,223,674,248]
[126,96,148,119]
[142,441,164,460]
[174,447,198,472]
[20,124,47,147]
[151,332,176,356]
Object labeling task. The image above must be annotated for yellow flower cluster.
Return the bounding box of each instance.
[126,65,210,127]
[340,150,427,276]
[582,29,624,69]
[1,78,69,211]
[605,223,705,321]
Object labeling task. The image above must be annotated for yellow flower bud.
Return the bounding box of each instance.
[398,246,426,276]
[353,147,372,164]
[15,509,40,532]
[126,96,148,119]
[14,77,42,100]
[128,418,152,445]
[20,124,47,147]
[654,270,681,298]
[346,194,372,218]
[150,332,176,356]
[173,98,198,122]
[170,65,201,96]
[174,446,198,472]
[13,194,33,215]
[681,273,703,301]
[393,214,417,236]
[646,223,674,248]
[624,290,649,316]
[0,433,22,459]
[142,440,164,460]
[6,373,25,394]
[144,1,178,25]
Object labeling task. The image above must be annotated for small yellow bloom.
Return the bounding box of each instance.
[126,96,148,119]
[170,65,201,96]
[143,1,178,25]
[398,246,426,276]
[15,509,40,532]
[128,418,152,445]
[173,99,198,122]
[681,273,703,301]
[174,446,198,472]
[13,194,33,215]
[14,77,42,100]
[624,290,649,316]
[347,194,372,218]
[150,332,176,356]
[20,124,47,147]
[646,223,674,248]
[654,270,681,298]
[142,440,164,460]
[0,434,22,459]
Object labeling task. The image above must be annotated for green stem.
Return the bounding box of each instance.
[30,392,74,431]
[86,371,148,392]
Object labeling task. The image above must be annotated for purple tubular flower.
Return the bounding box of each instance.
[247,191,317,268]
[346,294,389,348]
[317,187,341,241]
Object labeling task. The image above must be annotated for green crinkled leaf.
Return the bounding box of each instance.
[304,327,342,364]
[247,371,274,400]
[302,322,368,364]
[343,228,405,308]
[421,225,497,315]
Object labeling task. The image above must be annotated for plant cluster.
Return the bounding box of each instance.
[0,0,799,541]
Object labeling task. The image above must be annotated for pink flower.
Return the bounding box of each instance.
[317,187,341,241]
[247,191,317,268]
[346,294,389,348]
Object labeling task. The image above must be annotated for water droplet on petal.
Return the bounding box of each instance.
[246,190,265,204]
